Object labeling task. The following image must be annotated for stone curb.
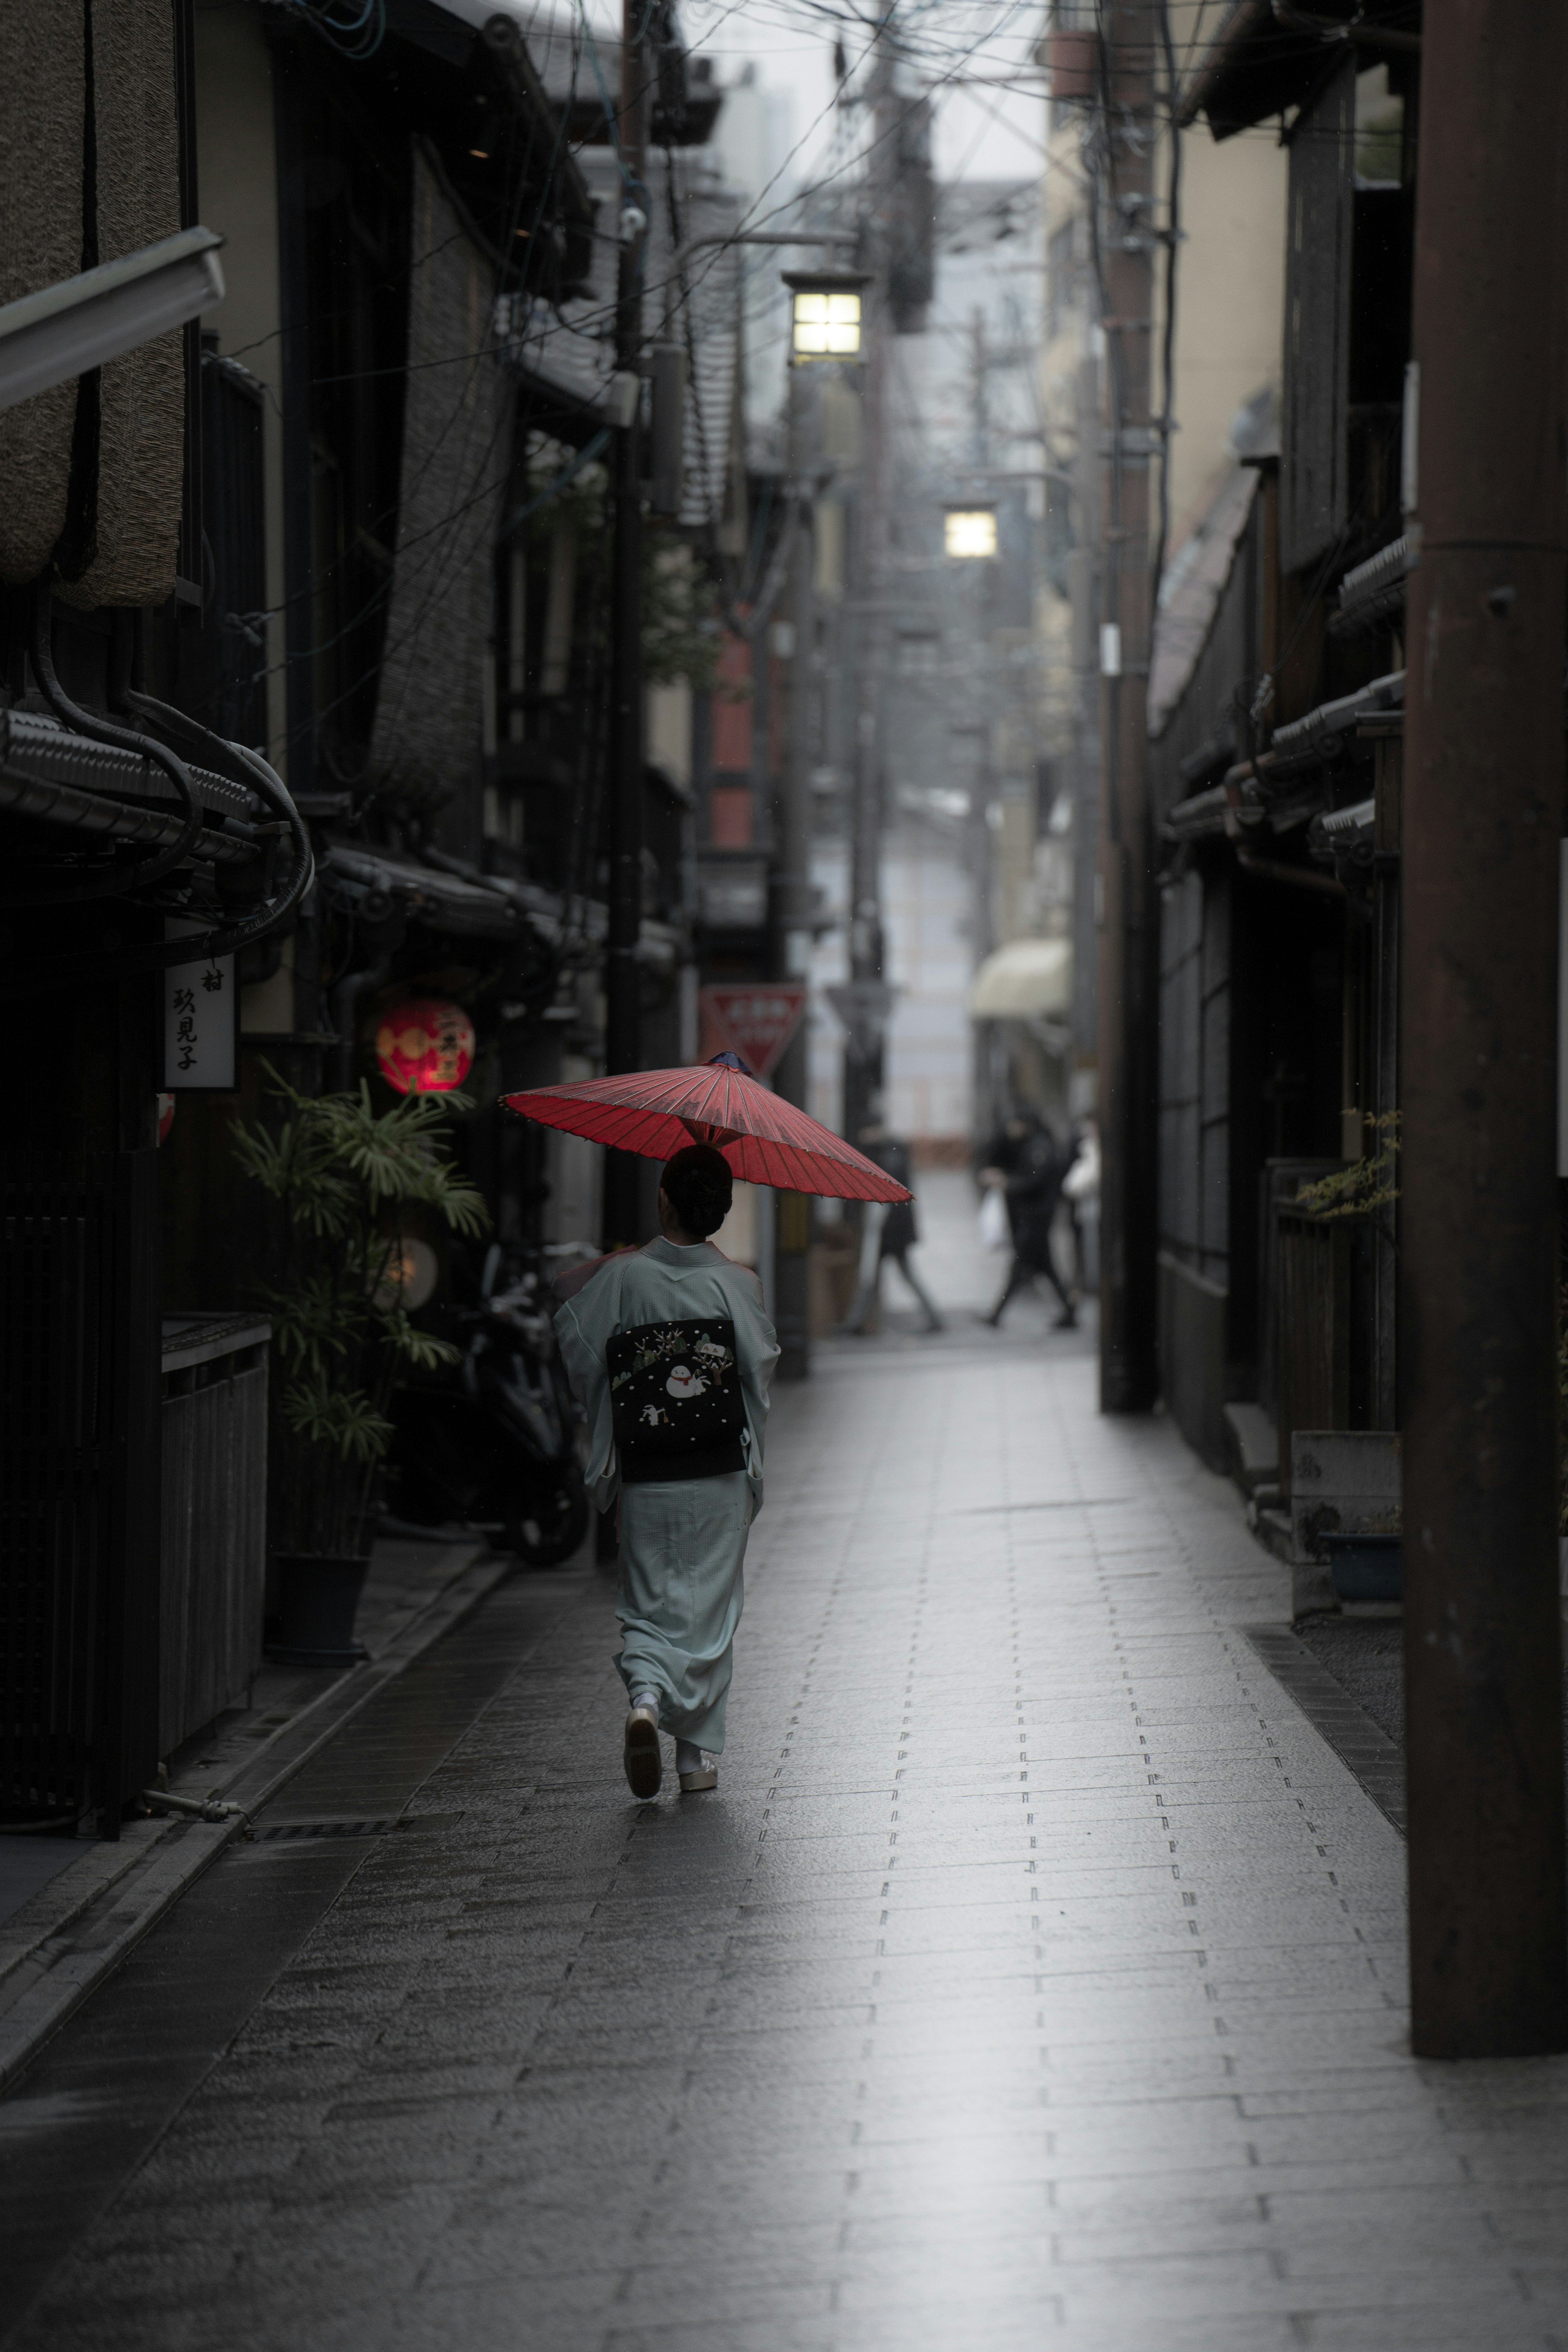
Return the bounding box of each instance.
[0,1548,515,2093]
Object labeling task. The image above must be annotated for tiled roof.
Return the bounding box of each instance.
[1147,466,1258,735]
[501,147,742,536]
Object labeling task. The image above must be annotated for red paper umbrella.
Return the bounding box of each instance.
[502,1054,911,1203]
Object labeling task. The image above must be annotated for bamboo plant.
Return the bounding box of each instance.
[232,1067,489,1557]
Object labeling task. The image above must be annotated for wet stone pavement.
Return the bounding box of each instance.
[4,1200,1568,2350]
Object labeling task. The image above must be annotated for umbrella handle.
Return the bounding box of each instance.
[679,1118,742,1147]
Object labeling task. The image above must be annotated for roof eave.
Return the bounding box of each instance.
[1178,0,1421,143]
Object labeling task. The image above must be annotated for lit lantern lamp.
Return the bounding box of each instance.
[783,270,869,362]
[375,1235,441,1312]
[375,997,476,1095]
[944,507,998,559]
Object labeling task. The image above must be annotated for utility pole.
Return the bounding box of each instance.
[1069,350,1102,1105]
[962,716,996,1132]
[842,27,897,1152]
[773,360,817,1382]
[969,307,988,472]
[603,4,650,1247]
[1094,0,1159,1413]
[962,309,996,1137]
[1400,0,1568,2059]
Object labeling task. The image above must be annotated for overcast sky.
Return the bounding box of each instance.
[585,0,1049,196]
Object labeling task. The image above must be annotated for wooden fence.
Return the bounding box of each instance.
[0,1154,161,1829]
[160,1315,270,1756]
[1275,1208,1351,1500]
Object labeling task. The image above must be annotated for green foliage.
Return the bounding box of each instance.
[641,526,728,695]
[1295,1112,1401,1221]
[537,472,728,694]
[283,1384,395,1468]
[232,1067,490,1550]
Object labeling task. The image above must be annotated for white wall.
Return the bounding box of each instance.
[882,845,973,1142]
[1162,120,1289,545]
[808,837,974,1149]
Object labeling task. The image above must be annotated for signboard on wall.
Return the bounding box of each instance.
[163,923,238,1091]
[824,979,896,1051]
[699,984,807,1082]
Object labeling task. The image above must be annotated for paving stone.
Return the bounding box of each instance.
[4,1220,1568,2348]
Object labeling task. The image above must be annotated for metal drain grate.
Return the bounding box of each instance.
[252,1813,454,1843]
[1239,1627,1406,1834]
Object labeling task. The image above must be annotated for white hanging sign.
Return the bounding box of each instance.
[164,921,238,1092]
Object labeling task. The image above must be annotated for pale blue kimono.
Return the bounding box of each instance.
[555,1239,779,1751]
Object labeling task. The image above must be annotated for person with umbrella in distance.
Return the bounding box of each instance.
[553,1144,779,1801]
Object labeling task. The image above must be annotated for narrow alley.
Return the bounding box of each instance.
[6,6,1568,2343]
[4,1191,1566,2352]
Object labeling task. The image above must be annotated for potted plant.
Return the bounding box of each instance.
[1294,1111,1401,1225]
[232,1067,488,1664]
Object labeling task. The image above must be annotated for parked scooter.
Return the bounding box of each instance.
[388,1242,590,1568]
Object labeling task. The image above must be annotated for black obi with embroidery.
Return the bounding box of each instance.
[607,1318,746,1483]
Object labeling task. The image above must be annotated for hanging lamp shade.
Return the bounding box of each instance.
[376,997,475,1095]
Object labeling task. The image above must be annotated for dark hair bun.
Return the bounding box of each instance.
[661,1143,733,1238]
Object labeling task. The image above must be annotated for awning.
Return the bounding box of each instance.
[1164,669,1405,848]
[969,936,1072,1020]
[321,843,679,971]
[3,706,258,819]
[1310,796,1376,869]
[1177,2,1419,144]
[1263,668,1403,771]
[1332,534,1410,638]
[325,844,533,943]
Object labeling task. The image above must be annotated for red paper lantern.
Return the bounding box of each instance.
[375,998,475,1095]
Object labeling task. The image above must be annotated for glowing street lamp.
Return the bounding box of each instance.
[782,270,869,363]
[944,507,998,559]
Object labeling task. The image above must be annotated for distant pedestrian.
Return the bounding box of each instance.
[978,1111,1077,1329]
[1061,1116,1100,1295]
[555,1146,779,1801]
[841,1119,944,1335]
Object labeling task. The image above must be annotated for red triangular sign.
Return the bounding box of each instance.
[699,984,808,1082]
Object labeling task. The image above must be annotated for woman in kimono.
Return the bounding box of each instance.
[554,1144,779,1800]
